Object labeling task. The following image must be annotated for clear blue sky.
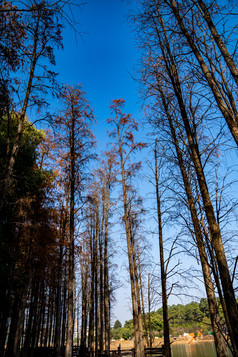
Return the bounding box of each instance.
[55,0,142,152]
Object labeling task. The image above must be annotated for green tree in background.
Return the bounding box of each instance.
[114,320,122,329]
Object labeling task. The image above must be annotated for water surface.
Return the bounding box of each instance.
[171,342,217,357]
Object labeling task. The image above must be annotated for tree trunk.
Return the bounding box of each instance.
[104,180,111,355]
[95,207,99,357]
[130,230,144,357]
[56,205,67,356]
[55,242,63,356]
[99,224,104,353]
[65,112,75,357]
[118,129,144,357]
[24,280,39,356]
[88,218,95,352]
[80,262,88,352]
[137,251,149,348]
[154,140,171,357]
[61,278,67,350]
[148,275,153,349]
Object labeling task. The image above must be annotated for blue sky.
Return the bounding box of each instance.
[55,0,143,152]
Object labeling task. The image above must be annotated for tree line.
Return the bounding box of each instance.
[1,2,238,357]
[111,298,230,341]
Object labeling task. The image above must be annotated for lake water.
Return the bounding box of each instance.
[171,342,234,357]
[171,342,217,357]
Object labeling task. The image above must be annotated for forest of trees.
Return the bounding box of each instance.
[1,1,238,357]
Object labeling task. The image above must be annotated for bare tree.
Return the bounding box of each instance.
[79,152,116,355]
[107,99,146,357]
[54,84,95,357]
[153,139,171,357]
[134,1,238,354]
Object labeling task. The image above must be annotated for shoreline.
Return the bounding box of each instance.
[110,337,214,350]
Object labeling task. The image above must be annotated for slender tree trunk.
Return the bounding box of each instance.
[35,281,45,349]
[56,205,67,356]
[0,295,10,357]
[118,129,144,357]
[199,205,233,354]
[80,261,88,352]
[99,238,104,353]
[95,208,99,357]
[44,293,50,347]
[137,251,150,348]
[130,231,144,356]
[24,280,39,355]
[104,183,111,356]
[6,292,22,357]
[88,219,95,352]
[65,109,76,357]
[40,284,46,348]
[55,242,63,356]
[61,278,67,350]
[148,275,152,349]
[154,140,171,357]
[47,291,54,348]
[77,299,80,346]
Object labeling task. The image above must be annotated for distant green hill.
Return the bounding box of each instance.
[111,298,220,340]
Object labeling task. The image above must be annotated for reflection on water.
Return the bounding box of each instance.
[171,342,217,357]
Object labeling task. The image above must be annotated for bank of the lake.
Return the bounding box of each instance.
[110,338,233,357]
[110,336,214,349]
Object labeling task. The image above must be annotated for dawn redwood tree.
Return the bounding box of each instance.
[153,139,171,357]
[0,0,63,212]
[19,203,59,356]
[38,129,70,356]
[0,114,60,357]
[155,24,238,353]
[153,80,227,356]
[54,84,95,357]
[192,0,238,87]
[162,0,238,146]
[134,2,238,355]
[81,183,100,354]
[0,1,23,120]
[97,152,117,354]
[80,152,116,355]
[55,202,69,357]
[107,99,146,357]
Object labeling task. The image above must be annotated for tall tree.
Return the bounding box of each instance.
[54,84,95,357]
[154,140,171,357]
[79,152,116,355]
[134,2,238,355]
[163,0,238,146]
[0,113,59,357]
[0,0,63,212]
[107,99,146,357]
